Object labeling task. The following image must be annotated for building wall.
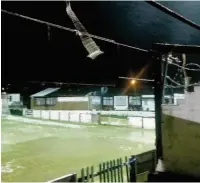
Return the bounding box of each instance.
[142,99,155,111]
[31,97,89,110]
[7,93,21,106]
[114,96,129,110]
[162,86,200,177]
[89,96,102,110]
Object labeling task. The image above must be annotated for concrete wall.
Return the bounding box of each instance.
[162,86,200,177]
[26,109,155,129]
[100,110,155,117]
[32,110,94,123]
[128,116,155,129]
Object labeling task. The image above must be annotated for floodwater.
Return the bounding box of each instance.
[1,116,155,182]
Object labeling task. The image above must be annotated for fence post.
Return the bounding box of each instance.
[58,111,61,121]
[79,113,82,123]
[129,156,137,182]
[142,117,144,129]
[49,110,51,120]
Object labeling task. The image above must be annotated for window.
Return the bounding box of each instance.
[36,98,45,106]
[115,96,127,106]
[46,98,57,106]
[91,96,101,105]
[103,97,113,106]
[36,98,57,106]
[129,96,141,106]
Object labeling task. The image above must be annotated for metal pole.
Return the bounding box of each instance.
[151,50,163,161]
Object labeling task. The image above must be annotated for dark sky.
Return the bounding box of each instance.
[2,1,200,87]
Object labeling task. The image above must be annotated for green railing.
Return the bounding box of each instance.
[78,157,131,182]
[48,149,156,183]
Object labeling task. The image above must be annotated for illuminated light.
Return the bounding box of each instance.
[130,80,136,85]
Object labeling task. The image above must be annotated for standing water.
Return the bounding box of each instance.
[1,116,155,182]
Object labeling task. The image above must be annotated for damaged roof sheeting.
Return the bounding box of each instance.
[30,88,60,98]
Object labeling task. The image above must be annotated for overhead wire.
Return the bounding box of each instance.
[2,3,200,87]
[1,9,148,53]
[145,0,200,31]
[118,76,154,82]
[28,81,115,87]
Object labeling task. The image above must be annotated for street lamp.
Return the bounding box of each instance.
[130,79,136,85]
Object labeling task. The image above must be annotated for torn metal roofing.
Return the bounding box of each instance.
[30,88,60,98]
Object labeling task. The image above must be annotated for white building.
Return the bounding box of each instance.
[7,93,21,106]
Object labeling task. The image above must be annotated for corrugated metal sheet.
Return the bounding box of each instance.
[30,88,60,98]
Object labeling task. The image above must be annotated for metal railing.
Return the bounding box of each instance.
[47,150,156,182]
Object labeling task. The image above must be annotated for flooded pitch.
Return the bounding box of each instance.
[1,116,155,182]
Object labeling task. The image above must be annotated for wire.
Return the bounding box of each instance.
[118,76,154,82]
[172,68,184,84]
[28,81,115,87]
[145,1,200,31]
[166,76,200,88]
[165,82,200,88]
[185,63,200,69]
[163,58,200,71]
[166,76,182,86]
[170,62,200,71]
[1,9,148,53]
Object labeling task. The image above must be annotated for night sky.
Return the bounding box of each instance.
[2,1,200,88]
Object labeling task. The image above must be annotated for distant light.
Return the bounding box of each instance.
[2,88,4,91]
[130,80,136,85]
